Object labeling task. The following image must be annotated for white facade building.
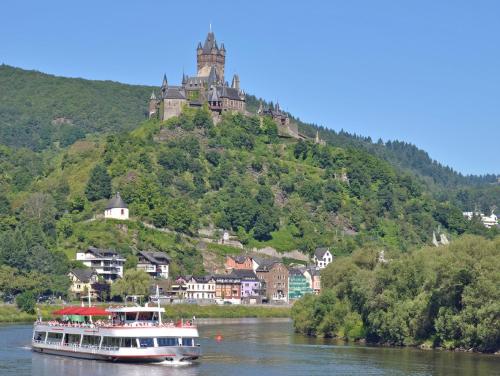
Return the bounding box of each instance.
[136,251,170,279]
[185,276,216,301]
[313,247,334,269]
[104,192,129,220]
[76,247,125,282]
[463,211,498,229]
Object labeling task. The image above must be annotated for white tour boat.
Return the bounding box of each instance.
[31,304,201,364]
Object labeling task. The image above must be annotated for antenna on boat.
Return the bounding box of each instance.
[156,285,162,324]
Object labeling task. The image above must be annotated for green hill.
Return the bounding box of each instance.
[0,65,498,302]
[1,64,497,193]
[0,64,153,150]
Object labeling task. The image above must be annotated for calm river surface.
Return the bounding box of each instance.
[1,319,499,376]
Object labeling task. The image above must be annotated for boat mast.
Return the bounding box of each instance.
[156,285,162,324]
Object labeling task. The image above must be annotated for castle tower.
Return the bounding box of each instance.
[197,29,225,82]
[160,74,168,97]
[148,91,158,119]
[231,74,240,90]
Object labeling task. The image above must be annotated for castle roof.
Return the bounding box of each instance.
[106,192,127,209]
[208,65,218,85]
[202,32,219,53]
[208,86,220,102]
[150,91,157,100]
[220,86,243,101]
[163,86,186,100]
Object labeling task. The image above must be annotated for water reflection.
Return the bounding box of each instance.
[1,320,499,376]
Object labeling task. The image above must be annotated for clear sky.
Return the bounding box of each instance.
[1,0,498,175]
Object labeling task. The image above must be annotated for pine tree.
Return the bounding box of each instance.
[85,164,112,201]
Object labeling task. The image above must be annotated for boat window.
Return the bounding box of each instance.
[138,312,153,321]
[34,331,46,341]
[64,334,81,345]
[126,313,136,321]
[46,332,63,344]
[120,338,138,348]
[102,337,121,349]
[138,338,154,347]
[81,335,100,347]
[181,337,194,347]
[157,337,177,347]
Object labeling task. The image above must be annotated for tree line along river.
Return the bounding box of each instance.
[1,319,499,376]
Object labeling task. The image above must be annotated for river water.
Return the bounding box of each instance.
[1,319,499,376]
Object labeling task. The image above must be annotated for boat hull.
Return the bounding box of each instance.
[32,341,201,364]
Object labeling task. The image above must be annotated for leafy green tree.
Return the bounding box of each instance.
[193,107,213,129]
[16,290,36,314]
[85,164,112,201]
[111,269,151,300]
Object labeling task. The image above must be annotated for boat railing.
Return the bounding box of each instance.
[35,320,197,329]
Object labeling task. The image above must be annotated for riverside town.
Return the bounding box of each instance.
[0,3,499,375]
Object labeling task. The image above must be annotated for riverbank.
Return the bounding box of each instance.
[0,303,291,323]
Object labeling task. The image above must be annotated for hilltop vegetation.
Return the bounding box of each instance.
[1,64,497,200]
[291,236,500,353]
[1,105,498,303]
[0,64,152,150]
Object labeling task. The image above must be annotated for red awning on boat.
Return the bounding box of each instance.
[53,307,109,316]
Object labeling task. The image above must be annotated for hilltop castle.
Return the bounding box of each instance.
[148,30,246,122]
[148,30,312,140]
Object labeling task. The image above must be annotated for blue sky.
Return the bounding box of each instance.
[1,0,499,175]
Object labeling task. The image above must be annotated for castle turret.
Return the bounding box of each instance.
[197,29,225,82]
[161,74,168,97]
[231,74,240,90]
[148,91,158,118]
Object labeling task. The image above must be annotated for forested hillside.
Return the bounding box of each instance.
[1,64,497,198]
[0,65,152,150]
[292,236,500,353]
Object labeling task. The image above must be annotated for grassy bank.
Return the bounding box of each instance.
[0,304,61,323]
[0,304,291,323]
[162,304,291,319]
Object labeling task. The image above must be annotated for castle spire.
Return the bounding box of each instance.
[150,91,156,100]
[161,74,168,88]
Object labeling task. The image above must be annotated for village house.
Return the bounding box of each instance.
[256,261,289,303]
[303,267,321,295]
[231,269,262,304]
[68,269,98,300]
[463,210,498,229]
[136,251,170,279]
[75,247,125,282]
[288,268,313,301]
[214,274,242,304]
[104,192,129,220]
[183,276,216,301]
[225,255,254,272]
[313,247,334,269]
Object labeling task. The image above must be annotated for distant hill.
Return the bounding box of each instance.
[0,64,153,150]
[0,64,497,192]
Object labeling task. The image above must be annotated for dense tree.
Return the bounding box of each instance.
[110,269,151,300]
[293,236,500,353]
[85,164,112,201]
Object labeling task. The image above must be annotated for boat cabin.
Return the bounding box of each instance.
[106,306,165,325]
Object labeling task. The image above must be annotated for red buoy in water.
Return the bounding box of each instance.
[215,334,223,342]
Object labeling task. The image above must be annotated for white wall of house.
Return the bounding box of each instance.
[75,252,125,280]
[137,263,169,279]
[104,207,129,220]
[314,250,333,269]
